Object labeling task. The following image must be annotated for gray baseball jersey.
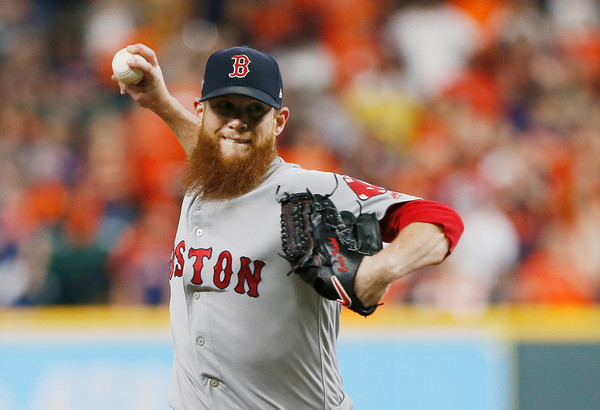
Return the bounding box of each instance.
[166,157,418,410]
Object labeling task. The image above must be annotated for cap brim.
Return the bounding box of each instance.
[200,86,281,109]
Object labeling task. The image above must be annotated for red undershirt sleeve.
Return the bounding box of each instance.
[379,200,464,254]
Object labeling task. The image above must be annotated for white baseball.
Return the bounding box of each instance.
[112,48,145,84]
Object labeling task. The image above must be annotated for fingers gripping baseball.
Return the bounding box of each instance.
[111,44,170,111]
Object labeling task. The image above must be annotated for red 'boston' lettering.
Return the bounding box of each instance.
[213,251,233,289]
[235,257,265,297]
[188,248,212,285]
[170,240,186,279]
[169,241,265,297]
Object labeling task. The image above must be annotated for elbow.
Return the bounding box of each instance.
[437,233,453,263]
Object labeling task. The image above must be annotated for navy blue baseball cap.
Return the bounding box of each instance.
[200,46,283,109]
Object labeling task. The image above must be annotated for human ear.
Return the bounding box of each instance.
[274,107,290,137]
[193,98,204,119]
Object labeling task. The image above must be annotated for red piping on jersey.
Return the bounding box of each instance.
[379,200,464,254]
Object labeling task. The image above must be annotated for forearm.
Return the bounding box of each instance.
[114,44,199,156]
[355,222,450,306]
[150,94,199,156]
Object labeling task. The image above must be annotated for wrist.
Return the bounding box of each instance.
[149,93,178,116]
[354,254,394,307]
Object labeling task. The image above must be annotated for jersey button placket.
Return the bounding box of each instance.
[209,379,219,388]
[195,228,203,237]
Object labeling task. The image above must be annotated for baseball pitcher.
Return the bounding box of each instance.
[114,44,464,410]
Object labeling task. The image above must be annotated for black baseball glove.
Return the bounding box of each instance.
[278,190,383,316]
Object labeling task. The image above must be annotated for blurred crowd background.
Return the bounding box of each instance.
[1,0,600,312]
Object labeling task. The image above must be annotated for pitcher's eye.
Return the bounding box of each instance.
[246,103,269,118]
[211,100,234,115]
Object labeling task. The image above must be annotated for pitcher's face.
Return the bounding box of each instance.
[198,94,279,159]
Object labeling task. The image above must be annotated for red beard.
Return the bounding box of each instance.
[181,126,277,200]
